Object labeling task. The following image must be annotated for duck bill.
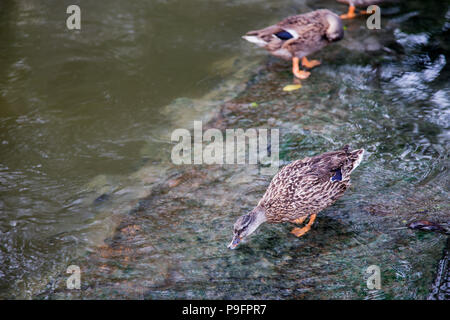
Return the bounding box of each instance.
[227,235,241,249]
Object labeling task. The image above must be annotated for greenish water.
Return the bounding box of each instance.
[0,0,449,299]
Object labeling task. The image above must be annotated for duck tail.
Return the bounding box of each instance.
[242,35,267,47]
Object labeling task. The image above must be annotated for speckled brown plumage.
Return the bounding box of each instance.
[337,0,398,19]
[258,145,364,223]
[243,9,343,61]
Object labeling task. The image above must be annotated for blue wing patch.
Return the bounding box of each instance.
[331,168,342,182]
[275,31,293,40]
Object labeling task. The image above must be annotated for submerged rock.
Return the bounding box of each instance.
[408,220,448,234]
[37,0,450,300]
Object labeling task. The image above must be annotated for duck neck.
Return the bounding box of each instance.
[325,13,344,42]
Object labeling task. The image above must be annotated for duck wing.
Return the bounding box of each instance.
[246,10,327,44]
[337,0,388,7]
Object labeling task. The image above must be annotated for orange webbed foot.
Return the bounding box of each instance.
[360,8,376,15]
[293,70,311,80]
[340,5,357,19]
[340,13,357,19]
[291,227,310,238]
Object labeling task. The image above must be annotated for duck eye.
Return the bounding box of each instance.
[236,225,246,234]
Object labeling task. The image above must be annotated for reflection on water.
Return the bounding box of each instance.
[0,0,448,299]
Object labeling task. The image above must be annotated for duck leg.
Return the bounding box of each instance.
[292,216,308,225]
[302,57,321,69]
[292,57,310,79]
[291,213,317,238]
[340,5,357,19]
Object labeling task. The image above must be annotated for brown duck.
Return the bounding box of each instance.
[228,146,364,249]
[242,9,343,80]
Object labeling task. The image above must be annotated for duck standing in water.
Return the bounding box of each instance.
[337,0,389,19]
[242,9,343,80]
[228,146,364,249]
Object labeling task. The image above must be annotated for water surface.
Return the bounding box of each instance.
[0,0,448,299]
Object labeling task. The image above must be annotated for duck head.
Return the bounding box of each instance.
[325,12,344,42]
[228,206,267,249]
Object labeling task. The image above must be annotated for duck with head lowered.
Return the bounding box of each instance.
[337,0,395,19]
[242,9,343,80]
[228,146,364,249]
